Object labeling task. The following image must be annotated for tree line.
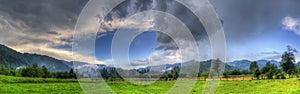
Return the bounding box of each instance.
[1,45,299,81]
[96,45,300,81]
[248,45,300,79]
[0,64,76,79]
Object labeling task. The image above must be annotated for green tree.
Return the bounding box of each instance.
[281,45,297,78]
[230,69,242,75]
[212,58,224,79]
[262,62,278,79]
[250,61,260,79]
[261,62,272,74]
[250,61,259,72]
[171,66,180,80]
[41,65,49,78]
[68,69,76,79]
[0,64,9,75]
[31,64,41,77]
[20,67,31,77]
[254,68,261,79]
[20,64,42,77]
[100,68,109,79]
[223,71,229,80]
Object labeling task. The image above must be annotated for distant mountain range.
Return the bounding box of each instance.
[227,59,281,70]
[297,62,300,66]
[134,59,237,74]
[0,44,73,72]
[1,44,299,73]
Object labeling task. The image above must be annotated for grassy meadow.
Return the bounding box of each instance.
[1,75,300,94]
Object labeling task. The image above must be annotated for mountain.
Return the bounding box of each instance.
[197,60,237,72]
[139,59,237,73]
[0,44,73,72]
[227,60,251,70]
[227,59,281,70]
[257,60,281,68]
[0,44,29,68]
[297,62,300,66]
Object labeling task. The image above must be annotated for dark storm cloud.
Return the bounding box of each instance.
[0,0,92,62]
[210,0,300,43]
[0,0,88,46]
[46,31,61,35]
[130,60,148,67]
[154,41,179,50]
[0,0,88,34]
[103,0,209,51]
[156,32,172,43]
[154,32,178,50]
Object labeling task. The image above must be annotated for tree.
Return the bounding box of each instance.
[0,64,8,75]
[20,67,30,77]
[212,58,224,79]
[250,61,260,79]
[41,65,49,78]
[20,64,44,78]
[31,64,41,77]
[223,71,229,80]
[69,69,76,79]
[254,69,261,79]
[281,45,297,78]
[100,68,109,79]
[230,69,242,75]
[250,61,259,72]
[262,62,278,79]
[261,62,271,74]
[171,66,180,80]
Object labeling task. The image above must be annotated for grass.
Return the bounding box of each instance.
[1,75,300,94]
[0,75,78,83]
[0,75,83,94]
[214,79,300,94]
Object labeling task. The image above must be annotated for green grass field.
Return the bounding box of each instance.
[1,75,300,94]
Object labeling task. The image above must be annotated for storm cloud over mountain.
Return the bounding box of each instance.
[95,0,212,68]
[211,0,300,61]
[0,0,96,63]
[101,0,210,49]
[1,0,300,65]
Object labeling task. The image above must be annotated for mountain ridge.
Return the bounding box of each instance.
[227,59,281,70]
[0,44,73,72]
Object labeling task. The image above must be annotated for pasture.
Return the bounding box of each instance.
[1,75,300,94]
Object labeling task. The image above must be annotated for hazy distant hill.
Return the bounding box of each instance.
[227,59,281,70]
[0,44,72,72]
[297,62,300,66]
[136,59,237,73]
[257,60,280,67]
[227,60,251,70]
[0,43,290,73]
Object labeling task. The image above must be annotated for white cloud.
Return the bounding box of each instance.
[129,50,182,69]
[128,39,211,69]
[98,13,155,32]
[282,16,300,35]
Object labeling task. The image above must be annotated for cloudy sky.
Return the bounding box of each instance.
[1,0,300,67]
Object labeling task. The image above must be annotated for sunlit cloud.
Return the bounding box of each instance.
[282,16,300,36]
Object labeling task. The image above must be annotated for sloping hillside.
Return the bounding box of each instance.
[0,44,72,72]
